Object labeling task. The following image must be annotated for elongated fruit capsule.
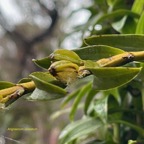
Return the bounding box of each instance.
[48,60,79,85]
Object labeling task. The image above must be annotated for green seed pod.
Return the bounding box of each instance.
[48,60,79,85]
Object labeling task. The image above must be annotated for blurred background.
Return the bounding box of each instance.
[0,0,91,144]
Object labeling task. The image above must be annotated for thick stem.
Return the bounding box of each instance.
[17,81,35,92]
[79,51,144,77]
[96,51,144,67]
[0,85,23,98]
[0,81,35,104]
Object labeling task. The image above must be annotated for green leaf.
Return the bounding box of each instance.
[132,0,144,15]
[32,56,51,69]
[0,81,15,90]
[90,96,108,123]
[111,120,144,137]
[59,117,103,144]
[112,16,137,34]
[136,11,144,34]
[84,34,144,51]
[51,49,83,65]
[89,67,141,90]
[61,89,80,108]
[112,0,143,34]
[70,82,92,120]
[74,45,124,61]
[62,76,93,108]
[50,104,83,121]
[84,89,98,115]
[89,9,139,35]
[29,72,66,96]
[112,16,127,33]
[18,78,32,83]
[121,16,137,34]
[104,88,121,104]
[28,88,65,101]
[96,10,139,24]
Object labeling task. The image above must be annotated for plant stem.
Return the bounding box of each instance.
[113,123,120,144]
[0,81,35,104]
[17,81,36,92]
[96,51,144,67]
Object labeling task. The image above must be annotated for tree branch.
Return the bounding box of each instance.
[1,50,144,107]
[29,0,58,45]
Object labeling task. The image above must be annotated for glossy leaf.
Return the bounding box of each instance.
[59,117,103,144]
[32,57,51,69]
[84,34,144,51]
[74,45,124,60]
[89,67,141,90]
[18,78,32,84]
[0,81,15,90]
[29,72,58,84]
[29,72,66,95]
[51,49,83,65]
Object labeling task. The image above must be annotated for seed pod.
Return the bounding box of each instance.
[48,60,79,85]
